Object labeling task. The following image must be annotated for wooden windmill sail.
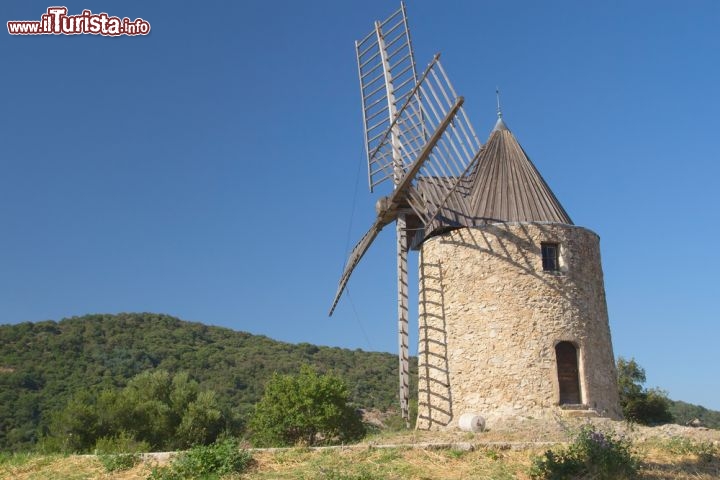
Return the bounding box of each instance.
[329,3,482,425]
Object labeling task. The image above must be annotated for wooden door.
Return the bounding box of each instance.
[555,342,581,405]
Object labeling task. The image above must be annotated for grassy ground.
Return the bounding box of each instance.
[1,445,718,480]
[1,419,718,479]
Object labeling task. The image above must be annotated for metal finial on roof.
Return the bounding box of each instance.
[493,88,509,132]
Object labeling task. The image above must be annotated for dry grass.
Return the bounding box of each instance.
[0,454,157,480]
[239,441,719,480]
[1,419,718,480]
[635,438,720,480]
[243,446,535,479]
[0,446,717,480]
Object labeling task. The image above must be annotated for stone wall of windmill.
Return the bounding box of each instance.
[416,222,622,430]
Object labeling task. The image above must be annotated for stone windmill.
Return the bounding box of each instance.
[330,3,621,429]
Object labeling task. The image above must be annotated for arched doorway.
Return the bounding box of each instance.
[555,342,581,405]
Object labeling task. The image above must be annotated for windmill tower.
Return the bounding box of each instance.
[330,4,622,429]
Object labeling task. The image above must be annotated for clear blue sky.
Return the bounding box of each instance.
[2,1,718,410]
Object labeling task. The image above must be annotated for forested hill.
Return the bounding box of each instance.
[1,313,717,453]
[0,313,411,451]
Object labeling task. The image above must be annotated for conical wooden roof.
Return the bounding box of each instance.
[467,117,572,224]
[412,115,572,247]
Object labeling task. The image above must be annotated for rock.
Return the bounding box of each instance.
[458,413,486,432]
[686,418,703,428]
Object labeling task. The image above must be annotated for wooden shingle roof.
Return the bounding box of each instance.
[413,116,572,247]
[467,117,572,224]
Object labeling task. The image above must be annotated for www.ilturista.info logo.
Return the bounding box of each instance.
[7,7,150,36]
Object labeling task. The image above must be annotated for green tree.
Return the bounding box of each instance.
[617,357,673,425]
[177,391,224,446]
[45,391,100,452]
[249,365,365,447]
[44,370,228,452]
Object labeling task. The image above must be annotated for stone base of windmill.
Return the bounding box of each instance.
[419,405,609,432]
[414,223,624,432]
[559,404,601,418]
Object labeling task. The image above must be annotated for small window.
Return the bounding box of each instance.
[541,243,559,271]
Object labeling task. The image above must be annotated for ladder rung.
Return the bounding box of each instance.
[392,67,416,90]
[361,71,386,91]
[389,52,412,73]
[360,60,383,80]
[362,81,387,99]
[364,94,388,113]
[359,50,380,70]
[370,163,394,177]
[382,18,404,38]
[366,118,389,134]
[384,31,407,51]
[365,106,388,124]
[379,7,403,28]
[367,129,387,145]
[387,41,410,62]
[357,39,379,60]
[356,29,376,49]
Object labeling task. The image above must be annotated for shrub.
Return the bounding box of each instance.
[94,431,150,454]
[0,452,35,468]
[663,437,718,463]
[529,425,639,480]
[249,365,365,447]
[42,370,230,452]
[148,437,252,479]
[98,453,140,472]
[617,357,673,425]
[95,431,149,473]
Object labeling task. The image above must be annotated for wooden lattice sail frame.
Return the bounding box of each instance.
[330,2,481,426]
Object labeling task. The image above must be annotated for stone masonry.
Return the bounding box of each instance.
[416,222,622,429]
